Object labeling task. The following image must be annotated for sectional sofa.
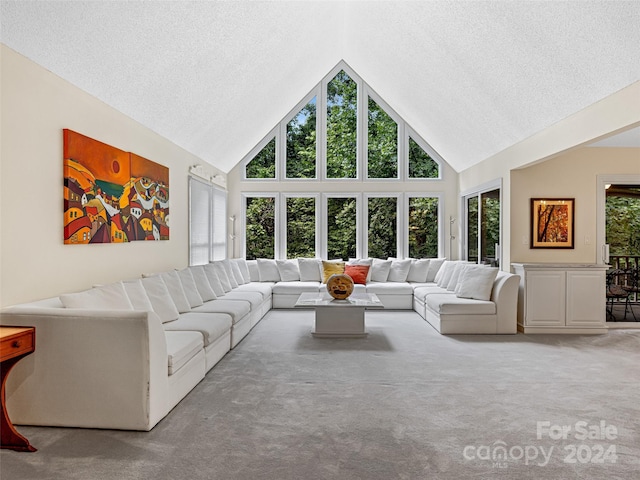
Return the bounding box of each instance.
[0,258,519,431]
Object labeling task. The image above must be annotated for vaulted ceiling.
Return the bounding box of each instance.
[2,1,639,173]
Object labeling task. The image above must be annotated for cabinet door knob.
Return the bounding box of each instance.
[12,340,22,348]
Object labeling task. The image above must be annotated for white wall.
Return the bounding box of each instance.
[0,46,221,306]
[510,147,640,264]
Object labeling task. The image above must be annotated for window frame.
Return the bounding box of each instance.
[461,179,502,266]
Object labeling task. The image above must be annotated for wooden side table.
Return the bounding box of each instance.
[0,326,36,452]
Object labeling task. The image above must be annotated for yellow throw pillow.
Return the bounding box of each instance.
[322,261,345,283]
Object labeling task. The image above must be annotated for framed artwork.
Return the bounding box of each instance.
[63,129,169,244]
[531,198,574,249]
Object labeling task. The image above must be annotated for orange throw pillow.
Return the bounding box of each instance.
[345,264,370,285]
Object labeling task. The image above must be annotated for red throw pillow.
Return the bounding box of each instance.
[345,264,369,285]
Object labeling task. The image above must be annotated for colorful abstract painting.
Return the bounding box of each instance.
[63,129,170,244]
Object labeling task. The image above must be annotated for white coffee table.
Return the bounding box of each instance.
[294,292,384,338]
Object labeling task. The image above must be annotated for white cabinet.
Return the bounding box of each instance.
[512,263,609,334]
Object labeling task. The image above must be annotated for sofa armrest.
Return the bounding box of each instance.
[491,272,520,334]
[0,307,168,431]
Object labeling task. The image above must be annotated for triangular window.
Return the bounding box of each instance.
[245,138,276,179]
[408,137,439,179]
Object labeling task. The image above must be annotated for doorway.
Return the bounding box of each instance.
[597,175,640,325]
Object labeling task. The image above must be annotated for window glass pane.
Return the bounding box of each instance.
[368,197,397,258]
[327,197,357,260]
[286,97,317,179]
[286,197,316,258]
[245,138,276,179]
[481,190,500,266]
[467,196,479,263]
[408,197,439,258]
[408,137,439,179]
[367,97,397,179]
[245,197,275,259]
[327,71,357,179]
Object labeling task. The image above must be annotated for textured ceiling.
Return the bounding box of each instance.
[2,0,639,173]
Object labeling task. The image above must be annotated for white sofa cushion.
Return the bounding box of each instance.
[122,279,154,311]
[257,259,281,282]
[60,282,134,310]
[426,293,496,315]
[164,312,232,347]
[202,264,225,297]
[366,282,413,295]
[188,266,217,302]
[229,260,247,285]
[232,258,251,284]
[407,259,430,283]
[211,262,233,293]
[247,260,260,282]
[158,271,192,313]
[298,258,322,282]
[388,259,412,282]
[141,275,180,323]
[271,281,321,295]
[218,260,239,288]
[455,265,499,301]
[165,331,204,375]
[426,258,446,282]
[276,259,301,281]
[446,262,468,291]
[435,261,457,287]
[191,299,250,324]
[371,259,392,282]
[176,268,205,308]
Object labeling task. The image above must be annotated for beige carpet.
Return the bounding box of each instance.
[2,309,639,479]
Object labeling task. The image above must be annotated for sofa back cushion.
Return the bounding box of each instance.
[298,258,322,282]
[141,275,180,323]
[218,260,239,288]
[233,258,252,284]
[122,279,155,311]
[407,259,430,282]
[211,262,233,293]
[229,260,248,285]
[203,263,226,296]
[189,266,217,301]
[60,282,134,310]
[455,265,499,301]
[257,259,281,282]
[159,271,192,313]
[176,268,205,308]
[426,258,446,282]
[388,259,412,282]
[246,260,260,282]
[277,259,301,281]
[370,259,392,282]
